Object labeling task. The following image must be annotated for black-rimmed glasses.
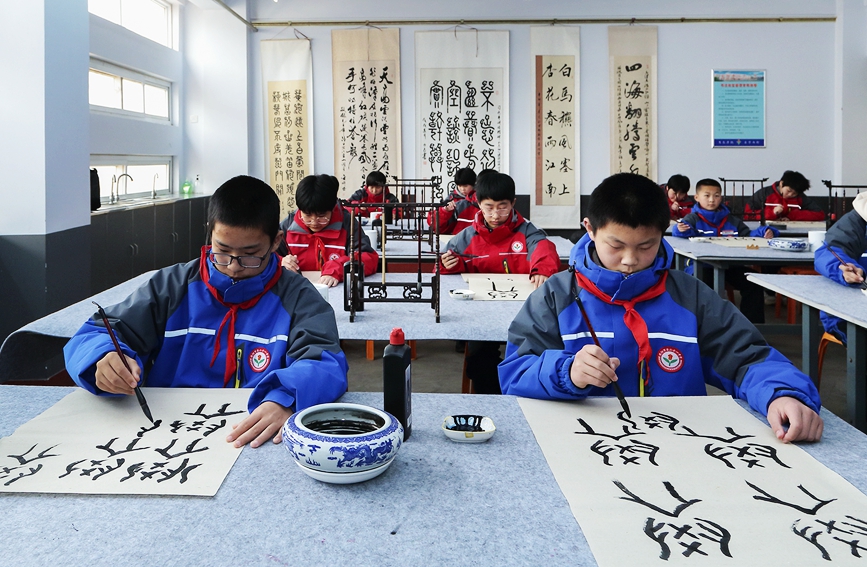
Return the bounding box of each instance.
[209,252,269,269]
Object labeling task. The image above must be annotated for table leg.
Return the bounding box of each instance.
[846,322,867,432]
[713,267,726,298]
[674,253,685,271]
[802,304,821,384]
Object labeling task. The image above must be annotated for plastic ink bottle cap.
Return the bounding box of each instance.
[389,327,405,345]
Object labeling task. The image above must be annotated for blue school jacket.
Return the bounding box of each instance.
[64,251,348,413]
[499,234,820,417]
[671,203,777,238]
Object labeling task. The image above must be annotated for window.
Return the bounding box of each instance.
[89,61,171,120]
[89,0,172,48]
[91,157,172,204]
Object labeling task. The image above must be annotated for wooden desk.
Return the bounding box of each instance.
[2,386,866,566]
[747,273,867,432]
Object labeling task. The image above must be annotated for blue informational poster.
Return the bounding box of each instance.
[712,70,765,147]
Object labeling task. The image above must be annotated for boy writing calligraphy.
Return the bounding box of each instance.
[500,173,822,442]
[64,176,348,448]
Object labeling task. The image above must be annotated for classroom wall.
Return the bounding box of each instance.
[246,0,846,201]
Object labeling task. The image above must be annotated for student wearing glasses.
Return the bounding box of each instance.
[64,175,348,448]
[439,170,560,394]
[278,174,378,287]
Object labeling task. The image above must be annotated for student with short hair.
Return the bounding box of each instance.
[671,178,778,323]
[64,175,348,448]
[661,174,693,220]
[428,167,479,235]
[279,174,378,287]
[440,169,560,395]
[440,170,560,288]
[813,192,867,344]
[348,171,399,218]
[500,172,822,443]
[746,170,825,222]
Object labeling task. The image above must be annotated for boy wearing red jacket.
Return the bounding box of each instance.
[347,171,399,218]
[440,170,560,288]
[428,167,479,235]
[279,174,378,287]
[661,174,694,221]
[746,170,825,222]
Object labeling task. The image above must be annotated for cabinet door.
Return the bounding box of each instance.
[102,209,135,289]
[189,196,209,259]
[153,203,175,269]
[132,206,155,276]
[90,213,110,294]
[172,199,192,264]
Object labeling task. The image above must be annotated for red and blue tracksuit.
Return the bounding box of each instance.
[440,209,560,278]
[499,234,820,417]
[64,249,348,413]
[348,187,400,218]
[745,183,825,222]
[426,189,479,235]
[278,204,378,282]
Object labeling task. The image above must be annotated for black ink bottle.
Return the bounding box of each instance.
[383,327,412,441]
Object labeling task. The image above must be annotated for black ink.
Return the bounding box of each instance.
[747,482,836,515]
[614,480,700,518]
[184,403,244,420]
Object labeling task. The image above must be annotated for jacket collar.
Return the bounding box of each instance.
[205,248,280,305]
[287,204,345,237]
[692,203,731,225]
[569,232,672,301]
[471,208,525,243]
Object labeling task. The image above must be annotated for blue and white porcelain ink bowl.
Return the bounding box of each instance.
[282,403,403,484]
[768,237,810,252]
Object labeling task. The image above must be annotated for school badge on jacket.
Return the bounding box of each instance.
[249,347,271,372]
[656,346,684,373]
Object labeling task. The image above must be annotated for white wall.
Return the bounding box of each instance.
[247,0,846,204]
[183,0,248,195]
[0,0,90,236]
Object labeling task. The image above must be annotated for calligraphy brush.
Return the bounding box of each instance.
[92,301,154,423]
[422,251,482,259]
[825,247,867,290]
[574,296,632,418]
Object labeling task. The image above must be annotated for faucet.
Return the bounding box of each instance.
[152,173,159,199]
[110,174,117,204]
[117,173,133,200]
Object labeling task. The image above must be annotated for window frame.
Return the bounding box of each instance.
[91,155,174,204]
[88,0,174,49]
[89,59,173,124]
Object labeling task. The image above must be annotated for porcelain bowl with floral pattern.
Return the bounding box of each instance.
[282,403,403,479]
[768,237,809,252]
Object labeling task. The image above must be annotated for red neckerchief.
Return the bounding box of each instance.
[199,248,282,386]
[695,211,729,236]
[575,270,669,384]
[772,182,789,216]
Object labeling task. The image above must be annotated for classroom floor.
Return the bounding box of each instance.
[343,299,851,424]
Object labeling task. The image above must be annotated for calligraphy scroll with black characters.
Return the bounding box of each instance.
[609,26,658,181]
[0,389,249,496]
[416,31,509,193]
[332,28,402,198]
[261,39,314,219]
[519,396,867,566]
[531,26,580,229]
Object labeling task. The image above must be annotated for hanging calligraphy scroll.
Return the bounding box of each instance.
[531,26,580,229]
[261,39,314,219]
[520,396,867,566]
[416,31,509,191]
[332,28,402,199]
[609,26,657,181]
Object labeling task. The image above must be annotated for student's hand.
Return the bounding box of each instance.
[839,263,865,284]
[445,200,457,212]
[226,401,293,448]
[671,202,679,212]
[773,205,785,216]
[95,351,142,395]
[767,397,823,443]
[570,344,621,389]
[281,254,300,273]
[676,221,689,232]
[763,228,775,239]
[319,275,339,287]
[530,274,548,289]
[441,250,459,269]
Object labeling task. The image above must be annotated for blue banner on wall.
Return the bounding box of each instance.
[712,70,765,148]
